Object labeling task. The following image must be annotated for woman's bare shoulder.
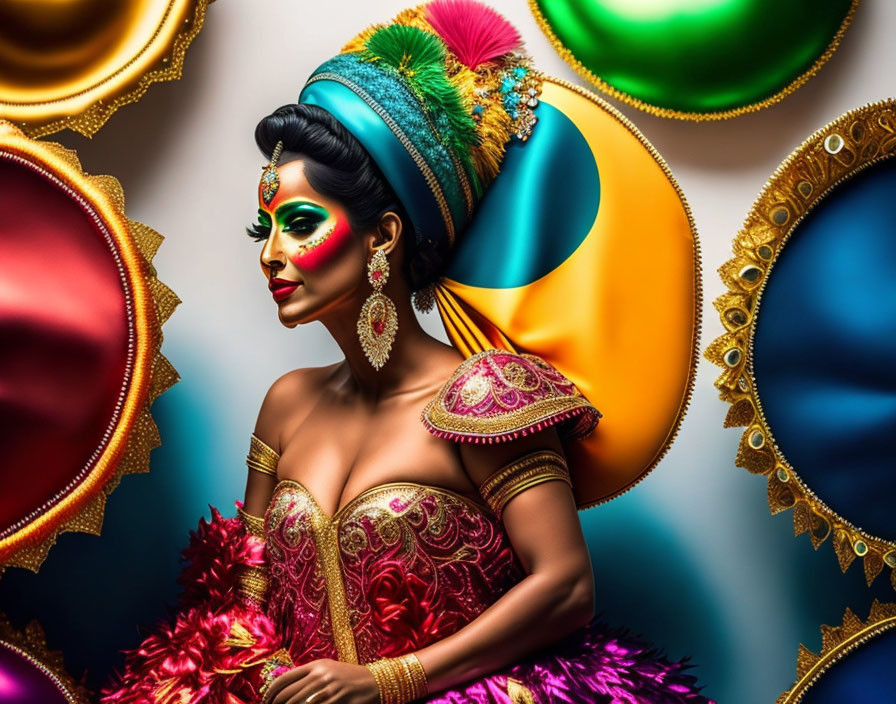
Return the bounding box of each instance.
[253,362,343,451]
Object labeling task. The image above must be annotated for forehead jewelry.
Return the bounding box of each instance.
[260,140,284,205]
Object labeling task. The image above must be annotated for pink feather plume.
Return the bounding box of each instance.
[425,0,522,69]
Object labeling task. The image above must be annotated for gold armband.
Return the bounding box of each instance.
[478,449,571,520]
[365,653,428,704]
[247,434,280,478]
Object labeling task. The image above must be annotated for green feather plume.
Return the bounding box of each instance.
[364,25,478,185]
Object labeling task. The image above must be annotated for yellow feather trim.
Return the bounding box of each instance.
[341,22,388,54]
[506,677,537,703]
[392,5,436,33]
[448,66,477,110]
[223,620,256,648]
[472,93,512,183]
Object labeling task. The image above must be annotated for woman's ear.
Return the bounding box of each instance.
[373,211,403,257]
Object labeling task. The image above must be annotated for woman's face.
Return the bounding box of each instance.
[253,158,368,328]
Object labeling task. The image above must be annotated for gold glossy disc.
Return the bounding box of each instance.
[0,0,211,137]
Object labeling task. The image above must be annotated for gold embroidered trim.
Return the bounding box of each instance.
[422,349,598,438]
[237,506,266,539]
[479,450,571,519]
[428,395,594,436]
[247,434,280,478]
[704,99,896,589]
[307,505,359,663]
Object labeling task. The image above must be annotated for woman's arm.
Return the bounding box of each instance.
[243,373,298,516]
[236,374,295,613]
[414,427,596,694]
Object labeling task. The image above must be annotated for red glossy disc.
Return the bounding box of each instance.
[0,156,128,538]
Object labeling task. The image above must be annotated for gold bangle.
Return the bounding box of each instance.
[364,654,428,704]
[237,506,266,538]
[237,565,269,606]
[402,653,428,699]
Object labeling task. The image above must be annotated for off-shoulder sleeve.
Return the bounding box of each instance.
[421,349,601,443]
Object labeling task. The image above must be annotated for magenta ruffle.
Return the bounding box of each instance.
[421,617,715,703]
[99,505,283,704]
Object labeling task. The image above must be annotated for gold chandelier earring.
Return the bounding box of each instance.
[357,249,397,370]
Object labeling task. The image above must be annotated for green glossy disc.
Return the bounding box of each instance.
[530,0,857,119]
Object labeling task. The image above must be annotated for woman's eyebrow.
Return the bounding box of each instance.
[273,200,329,224]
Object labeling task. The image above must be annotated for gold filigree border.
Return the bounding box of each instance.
[0,121,180,572]
[2,0,212,139]
[777,600,896,703]
[705,100,896,589]
[527,0,859,122]
[0,613,92,703]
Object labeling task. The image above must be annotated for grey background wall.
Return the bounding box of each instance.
[2,2,895,702]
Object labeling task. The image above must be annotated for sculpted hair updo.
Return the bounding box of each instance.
[253,103,446,292]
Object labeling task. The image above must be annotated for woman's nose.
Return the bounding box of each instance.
[260,228,286,272]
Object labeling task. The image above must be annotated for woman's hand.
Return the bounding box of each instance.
[263,659,379,704]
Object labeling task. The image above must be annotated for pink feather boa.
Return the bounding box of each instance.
[99,504,282,704]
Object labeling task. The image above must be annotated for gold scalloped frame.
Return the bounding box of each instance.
[527,0,860,122]
[777,600,896,703]
[0,121,179,572]
[0,613,92,703]
[0,0,212,139]
[705,100,896,590]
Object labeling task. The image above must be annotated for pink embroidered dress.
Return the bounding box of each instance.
[101,350,713,704]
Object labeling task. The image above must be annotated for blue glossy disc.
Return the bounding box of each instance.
[802,627,896,703]
[753,158,896,540]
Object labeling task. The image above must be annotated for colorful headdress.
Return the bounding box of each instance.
[297,0,702,510]
[298,0,542,252]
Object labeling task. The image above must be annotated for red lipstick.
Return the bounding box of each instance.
[269,277,301,302]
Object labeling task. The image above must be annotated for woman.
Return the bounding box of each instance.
[102,2,713,703]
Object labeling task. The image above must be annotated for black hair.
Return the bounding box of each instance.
[252,103,444,291]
